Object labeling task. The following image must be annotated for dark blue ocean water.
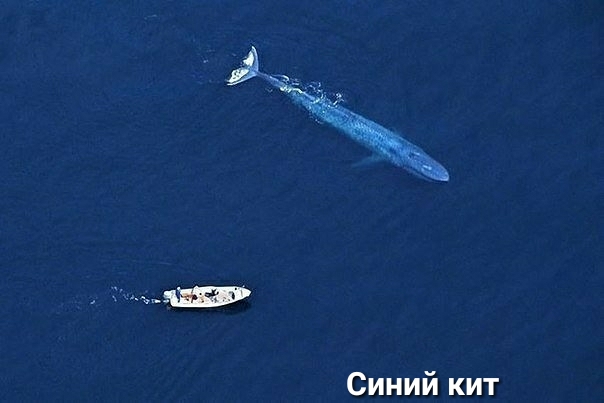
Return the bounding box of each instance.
[1,0,602,400]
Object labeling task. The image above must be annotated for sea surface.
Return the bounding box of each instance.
[1,0,602,401]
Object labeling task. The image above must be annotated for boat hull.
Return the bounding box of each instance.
[163,286,251,309]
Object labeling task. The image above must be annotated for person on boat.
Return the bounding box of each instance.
[175,286,182,302]
[191,286,201,303]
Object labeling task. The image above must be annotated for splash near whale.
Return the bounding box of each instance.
[227,46,449,182]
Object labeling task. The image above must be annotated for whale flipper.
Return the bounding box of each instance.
[352,154,387,169]
[226,46,259,86]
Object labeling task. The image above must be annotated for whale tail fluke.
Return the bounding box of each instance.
[226,46,259,86]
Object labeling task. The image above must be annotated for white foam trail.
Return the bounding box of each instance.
[52,286,163,314]
[109,287,162,305]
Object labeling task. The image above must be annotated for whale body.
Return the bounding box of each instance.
[226,46,449,182]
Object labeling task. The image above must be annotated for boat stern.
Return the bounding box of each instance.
[162,290,174,303]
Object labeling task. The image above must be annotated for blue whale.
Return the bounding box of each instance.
[226,47,449,182]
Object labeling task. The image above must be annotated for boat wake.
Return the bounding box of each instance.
[51,286,162,315]
[109,286,162,305]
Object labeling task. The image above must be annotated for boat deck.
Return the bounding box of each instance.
[165,285,250,308]
[176,288,234,306]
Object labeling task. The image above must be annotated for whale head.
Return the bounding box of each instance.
[402,148,450,182]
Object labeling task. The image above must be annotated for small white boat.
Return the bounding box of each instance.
[162,285,251,309]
